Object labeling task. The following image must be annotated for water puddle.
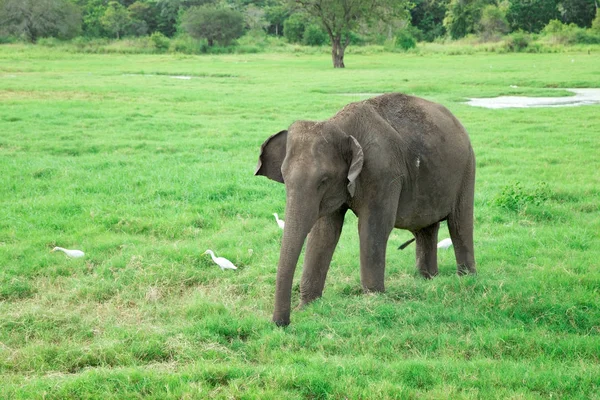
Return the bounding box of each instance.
[466,88,600,109]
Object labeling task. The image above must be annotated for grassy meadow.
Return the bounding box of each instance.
[0,45,599,398]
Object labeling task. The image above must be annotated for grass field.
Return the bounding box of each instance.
[1,45,599,398]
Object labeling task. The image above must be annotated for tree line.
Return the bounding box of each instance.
[1,0,598,67]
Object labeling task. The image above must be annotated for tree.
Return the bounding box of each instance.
[443,0,495,40]
[0,0,82,42]
[155,0,215,36]
[283,12,308,42]
[291,0,411,68]
[478,4,508,41]
[559,0,596,27]
[410,0,449,42]
[128,1,160,34]
[264,2,289,36]
[181,5,245,46]
[245,4,269,33]
[506,0,559,33]
[101,1,131,39]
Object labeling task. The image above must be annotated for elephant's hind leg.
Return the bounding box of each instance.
[448,184,476,275]
[414,222,440,278]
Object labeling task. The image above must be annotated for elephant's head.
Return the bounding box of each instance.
[255,121,364,326]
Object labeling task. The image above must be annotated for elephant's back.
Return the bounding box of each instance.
[367,93,469,140]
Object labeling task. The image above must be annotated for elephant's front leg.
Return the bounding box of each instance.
[300,208,347,306]
[358,207,396,293]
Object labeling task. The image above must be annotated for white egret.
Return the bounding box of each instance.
[51,247,85,258]
[273,213,285,229]
[204,250,237,271]
[437,238,453,250]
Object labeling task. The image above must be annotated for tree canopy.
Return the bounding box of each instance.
[292,0,411,67]
[0,0,598,64]
[181,5,245,47]
[0,0,81,42]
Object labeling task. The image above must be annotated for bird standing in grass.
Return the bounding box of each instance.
[204,250,237,270]
[437,238,453,249]
[273,213,285,229]
[51,247,85,258]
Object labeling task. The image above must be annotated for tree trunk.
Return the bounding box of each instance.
[331,36,346,68]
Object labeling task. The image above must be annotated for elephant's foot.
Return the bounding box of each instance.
[457,263,477,276]
[418,267,438,279]
[361,283,385,294]
[272,313,290,327]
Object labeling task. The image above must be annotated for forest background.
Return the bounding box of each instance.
[1,0,600,67]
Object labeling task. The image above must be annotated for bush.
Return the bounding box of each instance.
[283,13,308,44]
[494,182,550,212]
[478,5,509,42]
[37,37,63,47]
[303,24,327,46]
[169,36,202,54]
[504,31,530,52]
[593,13,600,32]
[395,29,417,50]
[542,19,600,45]
[150,31,169,51]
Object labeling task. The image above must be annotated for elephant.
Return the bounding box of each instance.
[255,93,476,326]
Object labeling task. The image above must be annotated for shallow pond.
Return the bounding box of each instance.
[466,88,600,109]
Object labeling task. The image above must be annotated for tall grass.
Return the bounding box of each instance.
[0,47,599,398]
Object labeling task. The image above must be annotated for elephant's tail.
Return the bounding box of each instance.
[398,238,416,250]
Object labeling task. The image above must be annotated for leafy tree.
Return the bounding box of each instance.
[410,0,449,42]
[155,0,214,36]
[264,2,289,36]
[303,23,328,45]
[443,0,495,40]
[245,4,269,32]
[593,9,600,31]
[0,0,82,42]
[128,1,160,33]
[283,12,308,42]
[559,0,596,27]
[181,5,245,46]
[506,0,560,33]
[72,0,108,37]
[100,1,132,39]
[478,4,508,41]
[291,0,411,68]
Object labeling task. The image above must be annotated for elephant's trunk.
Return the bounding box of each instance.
[272,191,318,326]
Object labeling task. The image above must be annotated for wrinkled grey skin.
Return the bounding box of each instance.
[255,93,476,326]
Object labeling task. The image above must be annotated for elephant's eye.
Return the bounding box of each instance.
[318,176,329,188]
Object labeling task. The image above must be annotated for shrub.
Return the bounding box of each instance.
[504,31,530,52]
[395,29,417,50]
[494,182,550,212]
[150,31,169,51]
[593,13,600,32]
[542,19,600,45]
[478,5,509,42]
[283,13,308,44]
[303,24,328,46]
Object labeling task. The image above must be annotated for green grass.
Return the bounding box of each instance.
[1,45,599,398]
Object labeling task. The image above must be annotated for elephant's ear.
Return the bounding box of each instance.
[255,130,288,183]
[347,135,364,197]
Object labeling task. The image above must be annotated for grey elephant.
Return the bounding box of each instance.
[255,93,476,326]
